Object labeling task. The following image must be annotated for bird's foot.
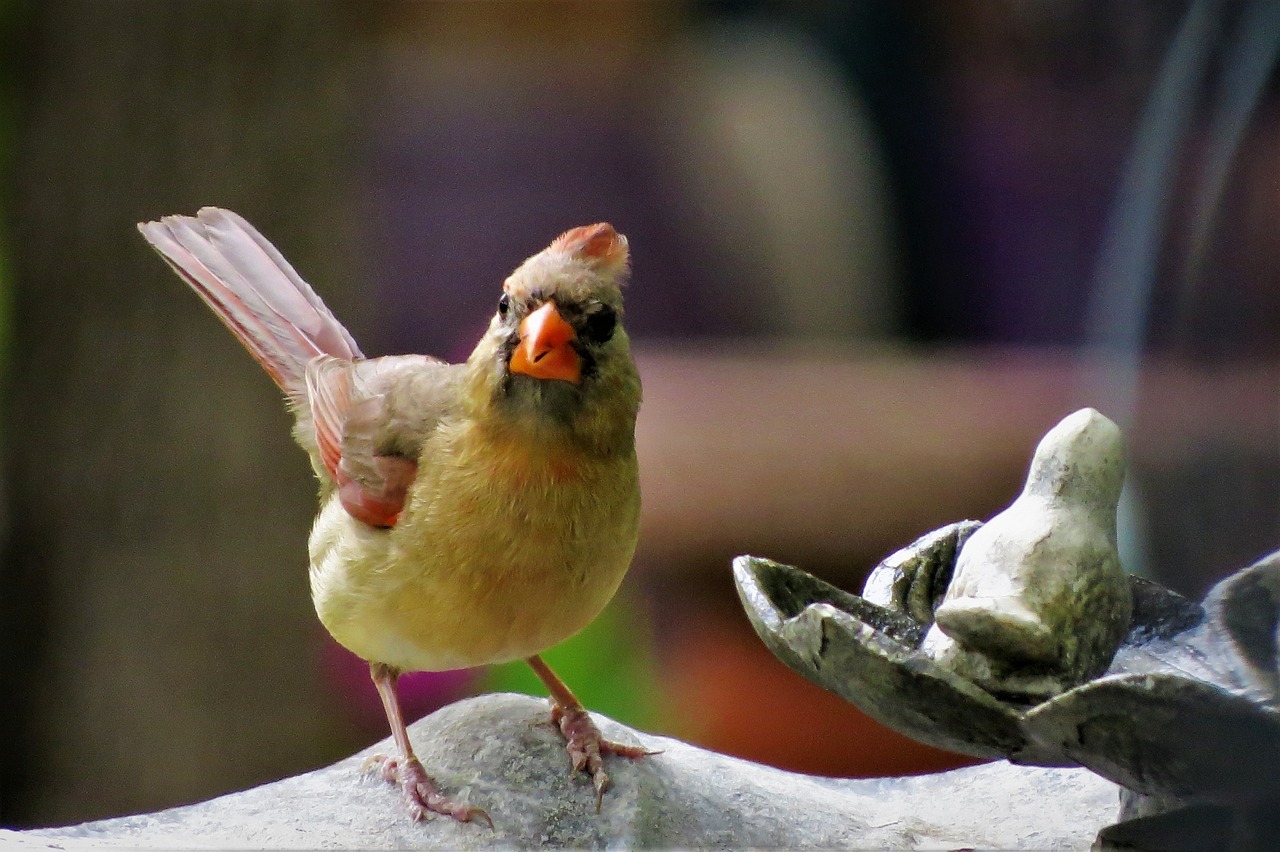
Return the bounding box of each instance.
[365,754,492,828]
[550,703,659,811]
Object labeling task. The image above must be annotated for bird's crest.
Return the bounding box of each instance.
[551,223,629,274]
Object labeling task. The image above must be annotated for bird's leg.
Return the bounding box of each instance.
[525,654,657,811]
[367,662,491,827]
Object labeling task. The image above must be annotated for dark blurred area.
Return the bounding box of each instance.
[2,0,1280,829]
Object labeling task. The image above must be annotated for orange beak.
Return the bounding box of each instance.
[509,301,581,384]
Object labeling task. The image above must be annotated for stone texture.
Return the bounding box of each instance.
[735,551,1066,765]
[738,542,1280,831]
[6,693,1120,849]
[924,407,1132,698]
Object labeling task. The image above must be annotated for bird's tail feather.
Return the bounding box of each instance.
[137,207,362,397]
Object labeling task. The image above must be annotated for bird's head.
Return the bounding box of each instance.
[465,223,640,454]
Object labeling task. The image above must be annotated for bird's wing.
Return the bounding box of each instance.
[305,354,463,528]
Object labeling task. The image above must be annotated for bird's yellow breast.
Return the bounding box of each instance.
[308,418,640,672]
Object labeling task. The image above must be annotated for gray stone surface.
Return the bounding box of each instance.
[924,407,1132,698]
[735,550,1066,764]
[7,693,1121,849]
[738,539,1280,836]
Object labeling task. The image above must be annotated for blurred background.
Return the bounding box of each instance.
[2,0,1280,828]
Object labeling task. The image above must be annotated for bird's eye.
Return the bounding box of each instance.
[497,293,511,318]
[582,305,617,344]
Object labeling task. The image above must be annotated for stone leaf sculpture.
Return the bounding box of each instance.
[736,407,1280,848]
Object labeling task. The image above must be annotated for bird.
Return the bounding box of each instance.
[924,408,1130,698]
[137,207,651,825]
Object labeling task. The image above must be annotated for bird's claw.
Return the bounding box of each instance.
[550,703,658,812]
[366,754,493,828]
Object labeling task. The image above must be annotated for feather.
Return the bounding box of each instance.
[137,207,361,398]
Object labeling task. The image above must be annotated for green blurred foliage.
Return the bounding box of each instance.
[479,589,666,731]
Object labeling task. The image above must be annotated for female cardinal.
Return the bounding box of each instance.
[137,208,649,825]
